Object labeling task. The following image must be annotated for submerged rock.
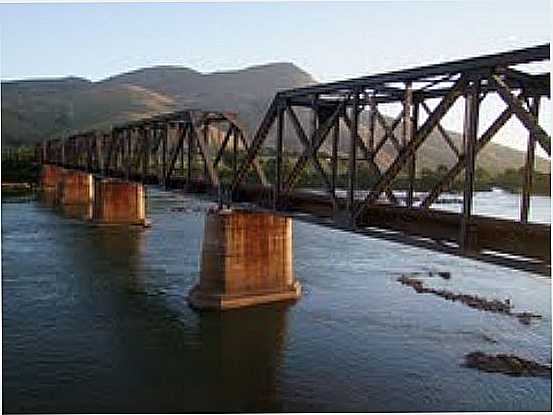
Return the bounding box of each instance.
[514,312,543,325]
[481,334,498,344]
[396,274,541,325]
[427,271,451,279]
[464,351,551,377]
[437,271,451,280]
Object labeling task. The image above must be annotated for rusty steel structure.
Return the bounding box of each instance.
[38,44,551,274]
[40,109,267,191]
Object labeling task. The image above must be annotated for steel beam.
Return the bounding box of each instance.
[165,123,188,183]
[420,99,515,209]
[213,125,234,167]
[373,104,402,153]
[281,44,549,100]
[420,101,460,157]
[189,122,220,187]
[274,104,284,209]
[459,79,481,252]
[342,112,398,204]
[403,84,415,207]
[331,116,339,202]
[521,96,540,223]
[282,100,345,195]
[354,75,469,220]
[231,95,279,191]
[237,132,268,186]
[490,73,551,155]
[286,105,333,195]
[372,109,404,156]
[347,90,360,215]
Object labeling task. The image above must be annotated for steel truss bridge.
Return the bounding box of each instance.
[38,44,551,275]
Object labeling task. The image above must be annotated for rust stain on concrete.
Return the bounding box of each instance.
[188,209,301,310]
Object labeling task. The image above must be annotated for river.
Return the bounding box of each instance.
[1,189,551,412]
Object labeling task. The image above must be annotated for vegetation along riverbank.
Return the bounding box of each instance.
[2,145,550,197]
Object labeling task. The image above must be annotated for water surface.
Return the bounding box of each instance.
[2,189,551,412]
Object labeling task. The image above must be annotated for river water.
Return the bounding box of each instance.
[2,189,551,412]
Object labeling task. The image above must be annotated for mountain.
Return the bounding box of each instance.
[1,77,176,147]
[99,62,315,134]
[1,63,549,174]
[1,62,314,146]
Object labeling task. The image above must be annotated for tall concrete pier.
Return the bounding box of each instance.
[58,170,94,205]
[40,164,64,189]
[188,209,302,310]
[92,178,147,226]
[40,165,148,226]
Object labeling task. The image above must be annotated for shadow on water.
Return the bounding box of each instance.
[7,192,291,413]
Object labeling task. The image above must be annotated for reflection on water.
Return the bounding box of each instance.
[197,305,289,412]
[2,188,551,412]
[38,188,93,220]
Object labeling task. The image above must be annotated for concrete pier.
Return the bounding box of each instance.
[92,178,147,226]
[188,209,302,310]
[39,165,148,226]
[40,164,64,189]
[58,170,94,205]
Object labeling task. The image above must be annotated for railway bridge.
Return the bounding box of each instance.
[37,44,551,276]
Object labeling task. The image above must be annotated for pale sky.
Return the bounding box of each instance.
[0,0,550,155]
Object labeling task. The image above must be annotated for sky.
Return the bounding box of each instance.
[0,0,551,154]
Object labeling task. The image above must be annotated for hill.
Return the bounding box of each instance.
[1,63,549,174]
[1,78,175,146]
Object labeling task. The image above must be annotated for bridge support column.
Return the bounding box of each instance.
[58,169,94,205]
[92,178,147,226]
[459,79,481,253]
[40,164,64,189]
[188,209,302,310]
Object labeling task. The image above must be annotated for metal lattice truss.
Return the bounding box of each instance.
[39,44,550,268]
[41,109,267,188]
[230,43,550,229]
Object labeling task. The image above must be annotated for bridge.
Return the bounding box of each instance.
[37,44,551,276]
